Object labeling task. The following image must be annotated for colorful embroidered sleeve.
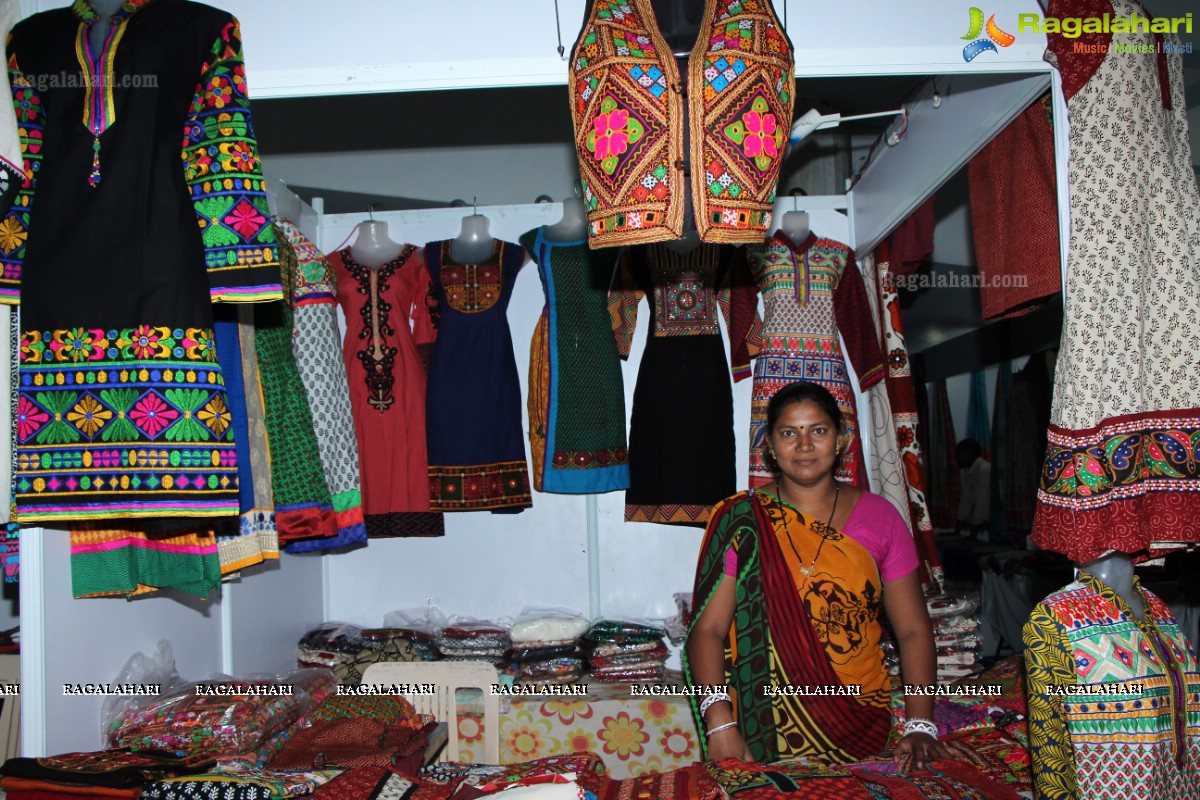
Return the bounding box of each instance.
[183,18,281,304]
[608,252,642,359]
[1022,603,1079,800]
[0,50,42,306]
[410,249,438,373]
[833,254,885,391]
[718,248,760,383]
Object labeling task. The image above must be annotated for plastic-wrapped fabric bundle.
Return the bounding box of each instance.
[436,621,511,659]
[584,619,670,682]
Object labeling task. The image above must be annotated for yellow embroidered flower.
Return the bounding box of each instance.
[197,395,231,437]
[598,711,648,759]
[67,394,112,438]
[0,217,26,253]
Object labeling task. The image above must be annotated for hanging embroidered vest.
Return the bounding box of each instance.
[570,0,794,248]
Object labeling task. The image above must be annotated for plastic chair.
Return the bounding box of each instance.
[361,661,500,764]
[0,654,20,761]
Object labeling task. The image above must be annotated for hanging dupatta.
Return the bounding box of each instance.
[684,491,892,764]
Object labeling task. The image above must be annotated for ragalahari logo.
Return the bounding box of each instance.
[961,7,1015,61]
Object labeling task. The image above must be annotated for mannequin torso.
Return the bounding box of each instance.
[351,221,407,267]
[778,211,810,245]
[542,197,588,243]
[450,214,494,263]
[1078,551,1144,620]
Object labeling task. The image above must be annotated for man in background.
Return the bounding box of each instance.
[955,438,991,542]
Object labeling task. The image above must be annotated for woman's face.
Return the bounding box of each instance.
[769,399,839,486]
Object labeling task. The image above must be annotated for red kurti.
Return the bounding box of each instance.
[329,247,444,537]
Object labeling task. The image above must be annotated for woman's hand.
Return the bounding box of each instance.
[706,726,754,762]
[892,732,960,772]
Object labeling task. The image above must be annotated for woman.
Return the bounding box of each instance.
[684,381,955,769]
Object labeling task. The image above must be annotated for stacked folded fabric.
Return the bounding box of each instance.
[583,620,668,683]
[361,628,440,662]
[435,622,510,664]
[297,623,366,684]
[0,749,217,800]
[926,593,983,681]
[506,615,588,685]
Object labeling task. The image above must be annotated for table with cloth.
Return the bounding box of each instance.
[452,680,700,778]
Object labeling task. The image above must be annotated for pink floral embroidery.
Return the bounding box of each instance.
[16,396,48,441]
[594,109,632,161]
[130,325,162,359]
[742,110,779,159]
[224,199,265,238]
[130,393,179,438]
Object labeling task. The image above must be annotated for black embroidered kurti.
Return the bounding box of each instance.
[1,0,281,523]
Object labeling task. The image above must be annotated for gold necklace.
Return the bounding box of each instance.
[778,482,840,577]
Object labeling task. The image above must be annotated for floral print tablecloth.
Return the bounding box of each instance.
[453,683,699,778]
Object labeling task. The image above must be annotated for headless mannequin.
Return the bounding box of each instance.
[1078,551,1144,620]
[778,210,810,245]
[87,0,125,53]
[351,220,406,268]
[450,213,494,264]
[543,196,588,243]
[265,177,303,223]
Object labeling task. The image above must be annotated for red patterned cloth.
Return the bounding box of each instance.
[968,96,1061,320]
[850,759,1021,800]
[887,196,935,278]
[590,763,723,800]
[269,719,433,772]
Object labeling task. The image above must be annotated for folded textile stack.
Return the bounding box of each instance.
[583,620,669,683]
[506,613,588,685]
[0,749,217,799]
[361,628,440,662]
[435,621,511,664]
[106,670,337,759]
[297,623,366,684]
[925,592,983,682]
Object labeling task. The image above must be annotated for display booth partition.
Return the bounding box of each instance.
[10,0,1066,755]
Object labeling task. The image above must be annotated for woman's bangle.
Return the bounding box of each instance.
[903,717,938,739]
[706,721,738,738]
[699,692,730,717]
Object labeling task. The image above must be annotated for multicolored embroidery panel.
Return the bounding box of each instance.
[183,19,281,303]
[14,325,238,521]
[430,460,532,512]
[1024,576,1200,800]
[0,55,42,304]
[442,262,503,313]
[1034,410,1200,561]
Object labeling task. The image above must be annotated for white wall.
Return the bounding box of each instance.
[263,145,580,211]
